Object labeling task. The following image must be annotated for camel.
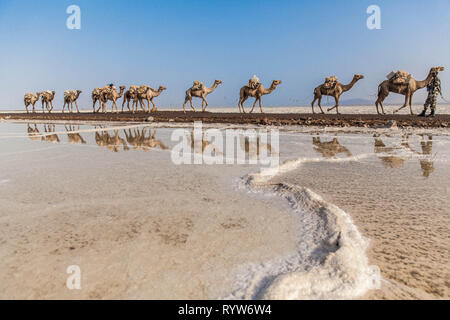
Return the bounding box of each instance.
[65,125,86,144]
[122,86,142,113]
[183,80,222,113]
[312,137,352,158]
[238,80,282,113]
[24,92,42,113]
[98,86,126,113]
[40,91,56,113]
[62,90,82,113]
[92,88,103,112]
[311,75,364,114]
[137,86,167,113]
[375,67,444,115]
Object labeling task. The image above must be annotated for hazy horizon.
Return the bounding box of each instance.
[1,0,449,110]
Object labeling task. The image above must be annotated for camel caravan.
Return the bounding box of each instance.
[23,66,444,115]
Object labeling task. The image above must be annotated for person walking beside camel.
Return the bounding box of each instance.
[419,72,441,117]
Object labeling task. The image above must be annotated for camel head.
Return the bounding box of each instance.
[272,80,282,86]
[119,86,126,91]
[214,80,223,85]
[158,86,167,92]
[430,66,444,76]
[354,74,365,80]
[76,90,82,95]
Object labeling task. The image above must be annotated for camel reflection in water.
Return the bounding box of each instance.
[31,124,60,144]
[374,134,435,178]
[65,125,86,145]
[312,136,352,158]
[124,128,168,151]
[26,124,170,153]
[240,135,276,160]
[94,127,130,152]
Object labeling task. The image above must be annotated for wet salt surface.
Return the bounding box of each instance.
[0,122,448,299]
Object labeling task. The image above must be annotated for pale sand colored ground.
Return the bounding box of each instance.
[1,123,449,299]
[270,133,450,299]
[0,124,298,299]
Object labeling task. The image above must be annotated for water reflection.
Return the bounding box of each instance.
[95,128,130,152]
[25,124,172,153]
[240,135,275,160]
[374,134,435,178]
[312,136,352,158]
[124,128,168,151]
[65,125,86,145]
[41,124,60,144]
[373,134,409,169]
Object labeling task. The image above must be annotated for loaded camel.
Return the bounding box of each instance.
[40,91,56,113]
[98,85,126,113]
[183,80,222,113]
[311,74,364,114]
[122,86,142,113]
[62,90,82,113]
[138,86,167,113]
[375,67,444,115]
[238,80,282,113]
[24,92,42,113]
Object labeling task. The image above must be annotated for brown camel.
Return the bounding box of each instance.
[98,86,126,113]
[375,67,444,115]
[40,91,56,113]
[238,80,282,113]
[62,90,82,113]
[24,92,42,113]
[311,75,364,114]
[92,88,103,112]
[122,86,142,113]
[138,86,167,113]
[183,80,222,113]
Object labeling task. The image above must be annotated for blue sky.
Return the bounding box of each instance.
[0,0,449,109]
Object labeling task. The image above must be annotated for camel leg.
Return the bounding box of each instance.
[239,95,249,113]
[25,104,29,114]
[201,96,208,112]
[394,94,409,114]
[183,96,189,114]
[258,97,264,113]
[121,98,126,113]
[317,97,325,113]
[327,95,339,113]
[311,96,317,114]
[249,98,258,113]
[32,102,36,113]
[75,100,80,113]
[189,97,196,112]
[150,98,157,113]
[409,94,414,115]
[42,101,45,113]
